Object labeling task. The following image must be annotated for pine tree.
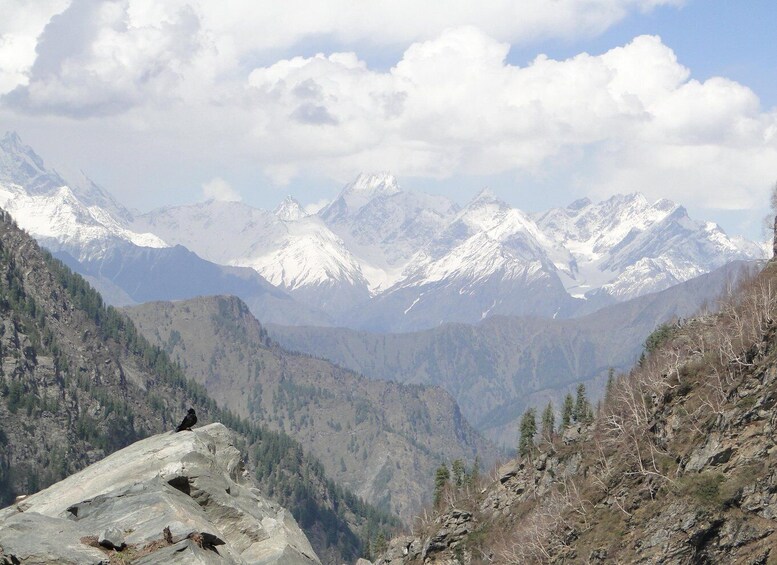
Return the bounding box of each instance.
[468,457,480,487]
[604,367,616,405]
[561,393,574,428]
[573,383,592,423]
[372,532,388,558]
[518,408,537,458]
[541,401,555,442]
[433,464,450,507]
[451,459,466,487]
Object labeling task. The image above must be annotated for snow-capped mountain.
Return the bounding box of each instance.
[321,172,460,291]
[274,195,308,221]
[0,132,165,260]
[134,199,371,313]
[536,193,764,301]
[344,189,576,330]
[0,133,325,325]
[0,132,764,331]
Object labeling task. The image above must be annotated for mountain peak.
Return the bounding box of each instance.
[606,192,649,207]
[466,187,508,210]
[568,197,592,210]
[274,195,307,221]
[0,131,66,195]
[1,130,23,148]
[652,197,678,213]
[327,172,401,216]
[344,172,400,196]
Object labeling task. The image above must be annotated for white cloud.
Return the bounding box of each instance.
[0,0,70,93]
[197,0,684,54]
[0,0,683,110]
[202,177,241,201]
[240,31,777,209]
[303,198,330,215]
[3,0,206,116]
[2,0,775,216]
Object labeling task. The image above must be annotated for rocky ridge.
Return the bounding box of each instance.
[372,260,777,563]
[0,423,319,564]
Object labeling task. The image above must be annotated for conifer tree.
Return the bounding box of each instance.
[573,383,592,423]
[468,456,480,487]
[541,401,555,442]
[433,464,450,507]
[605,367,616,405]
[518,407,537,458]
[561,393,574,428]
[451,459,466,487]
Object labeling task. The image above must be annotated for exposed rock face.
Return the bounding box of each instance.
[0,423,319,564]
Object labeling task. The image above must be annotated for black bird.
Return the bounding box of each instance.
[175,408,197,432]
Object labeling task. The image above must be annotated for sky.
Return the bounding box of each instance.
[0,0,775,240]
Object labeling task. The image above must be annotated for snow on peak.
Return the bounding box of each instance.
[1,131,23,150]
[455,188,512,233]
[0,183,166,260]
[338,172,400,212]
[0,131,65,194]
[467,187,505,208]
[345,172,399,195]
[568,197,592,210]
[274,195,307,221]
[652,197,678,213]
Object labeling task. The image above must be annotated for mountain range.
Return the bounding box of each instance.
[269,259,760,446]
[0,131,763,331]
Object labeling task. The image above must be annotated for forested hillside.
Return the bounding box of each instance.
[126,296,498,521]
[0,209,398,564]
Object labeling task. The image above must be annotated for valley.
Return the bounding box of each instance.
[124,295,499,520]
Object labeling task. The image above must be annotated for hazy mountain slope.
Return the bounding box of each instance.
[124,295,498,521]
[0,132,164,260]
[53,242,331,326]
[0,209,397,564]
[134,199,372,315]
[376,260,777,564]
[270,261,759,446]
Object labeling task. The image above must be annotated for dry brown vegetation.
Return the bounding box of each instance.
[400,261,777,563]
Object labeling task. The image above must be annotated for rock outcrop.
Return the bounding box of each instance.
[0,423,319,564]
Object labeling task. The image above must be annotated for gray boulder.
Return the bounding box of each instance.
[98,526,126,550]
[0,423,319,564]
[0,512,108,564]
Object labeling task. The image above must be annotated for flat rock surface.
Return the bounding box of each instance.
[0,423,319,564]
[0,511,108,564]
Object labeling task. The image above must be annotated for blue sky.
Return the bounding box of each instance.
[570,0,777,107]
[0,0,775,240]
